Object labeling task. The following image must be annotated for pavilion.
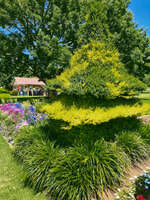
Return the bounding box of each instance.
[13,77,45,96]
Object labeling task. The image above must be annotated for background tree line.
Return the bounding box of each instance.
[0,0,150,89]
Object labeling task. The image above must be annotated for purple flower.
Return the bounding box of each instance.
[28,105,35,112]
[15,103,23,109]
[40,114,47,120]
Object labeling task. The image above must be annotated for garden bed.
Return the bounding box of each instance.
[1,100,150,200]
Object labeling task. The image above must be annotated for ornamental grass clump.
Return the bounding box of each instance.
[116,132,149,162]
[13,126,42,162]
[46,140,130,200]
[138,124,150,144]
[23,140,60,192]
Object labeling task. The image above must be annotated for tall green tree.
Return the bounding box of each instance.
[0,0,150,88]
[0,33,30,88]
[0,0,83,85]
[80,0,150,79]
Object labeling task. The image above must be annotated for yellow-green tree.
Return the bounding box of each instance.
[49,41,146,98]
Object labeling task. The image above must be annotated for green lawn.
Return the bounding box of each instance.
[138,91,150,104]
[0,135,47,200]
[138,92,150,99]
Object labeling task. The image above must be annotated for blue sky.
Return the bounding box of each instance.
[129,0,150,35]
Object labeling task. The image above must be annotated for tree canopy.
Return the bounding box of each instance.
[80,0,150,79]
[0,0,83,87]
[0,0,150,88]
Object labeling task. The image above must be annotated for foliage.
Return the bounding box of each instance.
[143,74,150,87]
[23,140,60,192]
[0,103,47,139]
[0,88,9,94]
[0,0,84,86]
[45,79,62,96]
[11,89,18,96]
[0,88,11,99]
[138,124,150,144]
[48,41,146,98]
[0,34,31,89]
[14,126,129,200]
[13,126,43,162]
[80,0,150,79]
[13,107,150,199]
[0,110,18,140]
[135,173,150,200]
[0,0,150,88]
[116,132,149,162]
[0,93,11,99]
[39,95,150,126]
[46,140,129,200]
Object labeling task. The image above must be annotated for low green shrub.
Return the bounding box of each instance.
[116,132,149,162]
[10,90,18,96]
[15,116,141,149]
[0,88,9,94]
[13,112,150,199]
[39,95,150,126]
[13,126,43,162]
[138,124,150,144]
[0,96,48,104]
[14,122,131,199]
[46,140,129,200]
[0,88,11,101]
[0,93,11,99]
[23,140,60,192]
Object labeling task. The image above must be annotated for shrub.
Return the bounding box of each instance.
[11,89,18,96]
[0,88,10,100]
[45,79,62,96]
[116,132,149,162]
[0,93,11,99]
[13,126,44,162]
[47,41,146,98]
[143,74,150,87]
[138,124,150,144]
[46,140,129,200]
[23,140,60,192]
[39,95,150,126]
[0,88,9,94]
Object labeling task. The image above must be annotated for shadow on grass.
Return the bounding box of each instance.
[37,116,142,148]
[44,94,141,110]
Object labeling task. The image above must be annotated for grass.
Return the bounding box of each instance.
[138,92,150,99]
[0,134,47,200]
[137,91,150,104]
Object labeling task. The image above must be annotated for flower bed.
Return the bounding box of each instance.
[116,172,150,200]
[0,103,47,144]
